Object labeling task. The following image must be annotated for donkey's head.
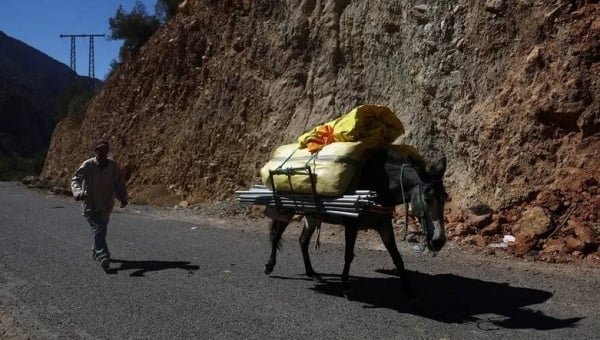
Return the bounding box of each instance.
[410,157,448,252]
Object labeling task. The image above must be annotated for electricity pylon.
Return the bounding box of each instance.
[59,34,105,85]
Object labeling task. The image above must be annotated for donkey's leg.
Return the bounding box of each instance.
[299,216,319,277]
[341,223,359,294]
[376,219,414,297]
[377,219,406,272]
[264,219,289,275]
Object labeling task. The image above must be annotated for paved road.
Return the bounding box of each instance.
[1,182,599,339]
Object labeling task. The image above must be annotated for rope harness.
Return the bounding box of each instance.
[399,164,428,252]
[273,154,430,253]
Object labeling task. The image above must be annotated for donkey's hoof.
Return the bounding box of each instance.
[264,264,274,275]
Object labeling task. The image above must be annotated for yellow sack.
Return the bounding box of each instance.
[298,104,405,151]
[260,142,368,196]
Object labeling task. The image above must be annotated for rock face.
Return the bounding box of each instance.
[42,1,599,233]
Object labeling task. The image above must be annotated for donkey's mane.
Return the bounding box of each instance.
[384,145,430,181]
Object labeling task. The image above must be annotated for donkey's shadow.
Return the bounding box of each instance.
[105,259,199,277]
[275,269,583,330]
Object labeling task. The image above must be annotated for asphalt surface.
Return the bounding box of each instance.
[1,182,599,339]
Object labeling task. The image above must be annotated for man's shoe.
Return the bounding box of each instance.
[97,254,110,271]
[92,251,110,261]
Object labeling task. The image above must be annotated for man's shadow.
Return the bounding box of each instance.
[105,259,199,277]
[271,269,583,330]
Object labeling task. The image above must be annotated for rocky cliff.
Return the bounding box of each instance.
[42,0,600,260]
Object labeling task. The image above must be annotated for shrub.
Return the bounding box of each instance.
[109,0,161,61]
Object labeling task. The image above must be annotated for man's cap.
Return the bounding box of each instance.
[94,140,109,150]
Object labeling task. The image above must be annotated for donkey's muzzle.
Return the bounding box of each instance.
[427,220,446,252]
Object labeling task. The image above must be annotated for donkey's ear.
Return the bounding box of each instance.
[430,156,447,178]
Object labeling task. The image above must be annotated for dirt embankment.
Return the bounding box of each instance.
[42,0,600,263]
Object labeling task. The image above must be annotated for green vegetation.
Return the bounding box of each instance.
[108,1,161,61]
[0,149,46,181]
[106,0,183,78]
[56,82,95,123]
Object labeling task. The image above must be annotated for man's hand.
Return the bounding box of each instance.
[120,200,128,208]
[74,192,87,201]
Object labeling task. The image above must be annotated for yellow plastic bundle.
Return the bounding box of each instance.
[260,142,368,196]
[298,104,405,152]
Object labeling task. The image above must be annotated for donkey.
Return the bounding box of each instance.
[263,146,448,297]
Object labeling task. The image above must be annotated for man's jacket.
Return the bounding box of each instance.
[71,157,128,216]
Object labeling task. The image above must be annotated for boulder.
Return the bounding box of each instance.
[453,223,470,236]
[464,235,486,247]
[467,213,493,228]
[542,239,566,254]
[512,206,551,236]
[565,236,586,253]
[22,175,38,185]
[481,221,501,236]
[571,220,596,245]
[513,230,538,257]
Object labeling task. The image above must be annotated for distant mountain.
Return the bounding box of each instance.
[0,30,100,179]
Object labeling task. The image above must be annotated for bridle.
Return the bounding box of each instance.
[398,163,430,253]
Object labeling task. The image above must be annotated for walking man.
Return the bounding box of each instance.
[71,140,128,271]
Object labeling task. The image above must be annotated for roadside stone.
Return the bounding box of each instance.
[512,206,551,236]
[179,200,189,209]
[572,220,596,245]
[536,190,562,213]
[446,213,463,224]
[568,176,596,192]
[485,248,496,256]
[513,230,538,257]
[467,213,492,228]
[543,254,557,263]
[22,175,38,185]
[587,252,600,262]
[565,236,585,252]
[453,223,470,236]
[463,235,486,247]
[492,213,507,224]
[542,239,566,254]
[481,221,501,236]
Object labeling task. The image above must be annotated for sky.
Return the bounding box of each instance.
[0,0,157,80]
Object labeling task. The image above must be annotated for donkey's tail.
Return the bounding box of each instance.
[265,206,294,251]
[269,219,290,251]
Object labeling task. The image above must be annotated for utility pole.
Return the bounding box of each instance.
[59,34,105,85]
